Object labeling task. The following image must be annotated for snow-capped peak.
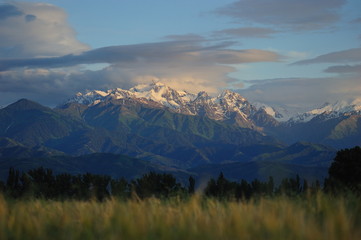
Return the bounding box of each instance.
[130,81,165,93]
[70,90,109,105]
[216,90,249,112]
[130,82,196,108]
[65,81,197,109]
[289,99,361,123]
[218,90,246,102]
[63,82,277,128]
[252,102,294,122]
[195,91,210,99]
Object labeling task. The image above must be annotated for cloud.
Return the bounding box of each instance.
[216,0,346,31]
[0,63,234,107]
[0,39,282,106]
[213,27,279,38]
[24,14,36,22]
[351,17,361,24]
[237,76,361,111]
[0,2,89,58]
[324,64,361,74]
[293,48,361,65]
[0,3,23,20]
[0,41,281,71]
[0,0,283,107]
[0,69,78,106]
[163,34,206,41]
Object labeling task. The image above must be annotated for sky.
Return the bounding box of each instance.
[0,0,360,112]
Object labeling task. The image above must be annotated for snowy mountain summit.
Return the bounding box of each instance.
[65,81,275,128]
[64,82,361,127]
[67,82,195,109]
[289,98,361,123]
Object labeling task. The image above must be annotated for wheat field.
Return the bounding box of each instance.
[0,193,360,240]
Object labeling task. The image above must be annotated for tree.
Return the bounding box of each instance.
[236,179,252,200]
[326,146,361,193]
[132,172,184,199]
[204,173,237,200]
[6,168,21,197]
[266,176,274,196]
[28,167,55,198]
[188,176,195,194]
[111,178,130,199]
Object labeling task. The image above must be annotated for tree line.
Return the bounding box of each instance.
[0,146,360,200]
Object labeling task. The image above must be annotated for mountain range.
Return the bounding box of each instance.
[65,82,278,130]
[1,82,360,183]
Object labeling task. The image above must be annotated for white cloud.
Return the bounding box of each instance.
[0,2,89,58]
[0,39,282,106]
[0,1,300,108]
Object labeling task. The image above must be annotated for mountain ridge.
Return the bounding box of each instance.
[64,82,278,129]
[65,82,361,126]
[1,98,281,169]
[288,99,361,124]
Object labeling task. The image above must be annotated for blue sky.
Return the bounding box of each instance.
[0,0,360,110]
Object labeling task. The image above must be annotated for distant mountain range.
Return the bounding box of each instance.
[65,82,278,130]
[65,81,361,149]
[1,82,360,182]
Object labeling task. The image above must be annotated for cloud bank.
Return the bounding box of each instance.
[0,2,89,58]
[293,48,361,65]
[0,39,282,106]
[0,0,359,112]
[0,1,285,106]
[0,41,281,71]
[238,76,361,112]
[325,64,361,74]
[213,27,279,38]
[216,0,346,31]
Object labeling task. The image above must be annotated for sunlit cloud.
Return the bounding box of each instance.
[0,2,89,58]
[0,37,282,106]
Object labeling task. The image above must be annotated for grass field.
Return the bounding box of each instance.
[0,193,360,240]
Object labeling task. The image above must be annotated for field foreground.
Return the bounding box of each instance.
[0,194,360,240]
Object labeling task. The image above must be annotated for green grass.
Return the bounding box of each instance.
[0,193,360,240]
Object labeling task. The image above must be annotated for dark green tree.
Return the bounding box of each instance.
[6,168,21,197]
[326,146,361,194]
[235,179,252,200]
[54,173,74,199]
[28,167,55,198]
[266,176,274,196]
[132,172,184,199]
[111,178,130,199]
[204,173,237,200]
[188,176,195,194]
[328,146,361,192]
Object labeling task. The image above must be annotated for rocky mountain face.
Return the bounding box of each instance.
[288,99,361,124]
[65,82,278,130]
[61,82,361,149]
[0,97,280,169]
[266,99,361,148]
